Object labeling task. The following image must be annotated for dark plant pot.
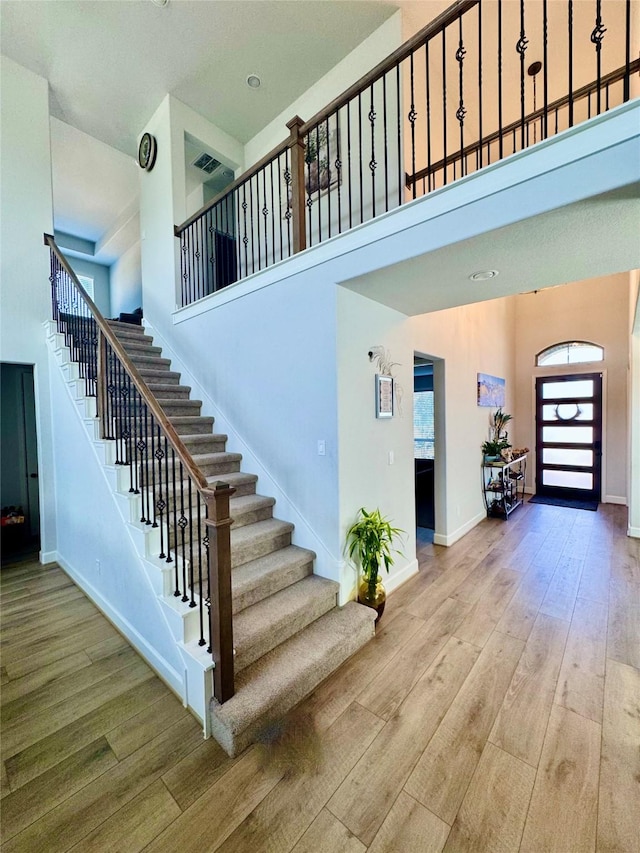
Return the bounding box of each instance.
[358,576,386,625]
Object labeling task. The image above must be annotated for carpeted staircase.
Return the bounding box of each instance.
[107,320,376,756]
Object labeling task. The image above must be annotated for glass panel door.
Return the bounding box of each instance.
[535,373,602,502]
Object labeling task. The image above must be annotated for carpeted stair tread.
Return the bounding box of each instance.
[112,330,154,346]
[209,602,376,756]
[231,544,315,613]
[233,575,339,673]
[230,518,293,568]
[107,320,146,333]
[169,416,215,435]
[137,368,182,384]
[128,353,172,367]
[145,383,192,399]
[120,342,163,356]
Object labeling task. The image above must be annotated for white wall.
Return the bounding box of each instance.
[48,358,184,689]
[0,57,57,559]
[409,296,517,545]
[629,270,640,536]
[110,242,142,316]
[514,274,630,503]
[337,288,417,599]
[244,12,403,166]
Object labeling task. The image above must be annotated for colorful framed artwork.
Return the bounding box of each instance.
[477,373,506,407]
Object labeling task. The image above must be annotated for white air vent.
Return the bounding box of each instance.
[192,153,221,174]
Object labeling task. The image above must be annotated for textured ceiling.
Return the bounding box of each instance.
[0,0,398,157]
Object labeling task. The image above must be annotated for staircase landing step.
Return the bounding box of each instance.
[209,601,376,757]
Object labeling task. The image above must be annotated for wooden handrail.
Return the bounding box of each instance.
[44,233,209,491]
[174,137,291,236]
[405,58,640,188]
[298,0,478,136]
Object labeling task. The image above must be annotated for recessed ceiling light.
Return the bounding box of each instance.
[246,74,262,90]
[469,270,499,281]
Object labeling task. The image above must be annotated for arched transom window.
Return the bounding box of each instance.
[536,341,604,367]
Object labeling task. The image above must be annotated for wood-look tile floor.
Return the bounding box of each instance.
[1,503,638,852]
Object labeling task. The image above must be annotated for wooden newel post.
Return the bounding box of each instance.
[203,481,236,704]
[286,115,307,255]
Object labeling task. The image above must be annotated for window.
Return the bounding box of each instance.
[414,391,434,459]
[77,275,94,300]
[536,341,603,367]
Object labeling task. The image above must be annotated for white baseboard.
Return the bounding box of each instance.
[56,554,185,698]
[604,495,627,505]
[628,526,640,539]
[40,550,59,565]
[434,511,486,547]
[385,558,419,595]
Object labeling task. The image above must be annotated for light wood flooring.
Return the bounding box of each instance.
[1,502,638,852]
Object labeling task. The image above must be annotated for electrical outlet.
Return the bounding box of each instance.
[388,450,394,465]
[95,559,101,575]
[317,440,326,456]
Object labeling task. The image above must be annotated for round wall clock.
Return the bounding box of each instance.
[138,133,157,171]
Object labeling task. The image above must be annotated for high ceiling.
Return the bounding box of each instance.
[0,0,398,157]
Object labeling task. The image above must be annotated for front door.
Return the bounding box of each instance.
[535,373,602,503]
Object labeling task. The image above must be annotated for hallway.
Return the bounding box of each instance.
[1,503,638,852]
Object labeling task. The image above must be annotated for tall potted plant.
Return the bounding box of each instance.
[346,508,404,623]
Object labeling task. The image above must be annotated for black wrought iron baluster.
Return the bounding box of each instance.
[624,0,631,102]
[305,140,312,247]
[316,124,322,243]
[442,28,448,185]
[241,183,249,277]
[396,63,402,207]
[143,404,151,524]
[180,232,186,306]
[426,40,432,191]
[568,0,574,127]
[409,50,417,199]
[588,91,592,120]
[369,85,377,218]
[138,403,148,523]
[250,176,256,274]
[347,100,354,228]
[278,153,284,260]
[149,414,158,528]
[172,448,179,594]
[456,16,467,177]
[187,478,193,603]
[498,0,504,160]
[197,492,204,642]
[178,461,187,597]
[326,117,332,238]
[283,151,291,257]
[382,75,389,210]
[114,358,124,465]
[591,0,606,115]
[262,167,269,270]
[124,374,134,491]
[204,517,211,650]
[335,110,343,230]
[155,424,166,558]
[517,0,528,151]
[478,1,483,169]
[358,93,364,223]
[605,82,610,111]
[543,0,548,139]
[269,159,275,265]
[192,487,199,610]
[207,210,215,295]
[194,219,201,302]
[131,386,140,495]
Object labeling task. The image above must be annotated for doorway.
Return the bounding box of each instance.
[535,372,602,504]
[414,357,435,544]
[1,363,41,563]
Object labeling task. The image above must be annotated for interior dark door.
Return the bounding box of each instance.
[535,373,602,503]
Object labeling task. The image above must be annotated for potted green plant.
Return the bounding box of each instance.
[346,508,404,623]
[482,407,513,461]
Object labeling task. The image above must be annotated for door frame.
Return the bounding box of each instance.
[413,351,446,541]
[534,370,604,502]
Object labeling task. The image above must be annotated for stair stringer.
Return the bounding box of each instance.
[46,322,214,733]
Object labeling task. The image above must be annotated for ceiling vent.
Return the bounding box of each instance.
[192,153,221,174]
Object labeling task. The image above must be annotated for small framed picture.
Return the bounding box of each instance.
[376,374,394,418]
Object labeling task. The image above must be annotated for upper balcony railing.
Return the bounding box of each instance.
[175,0,637,307]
